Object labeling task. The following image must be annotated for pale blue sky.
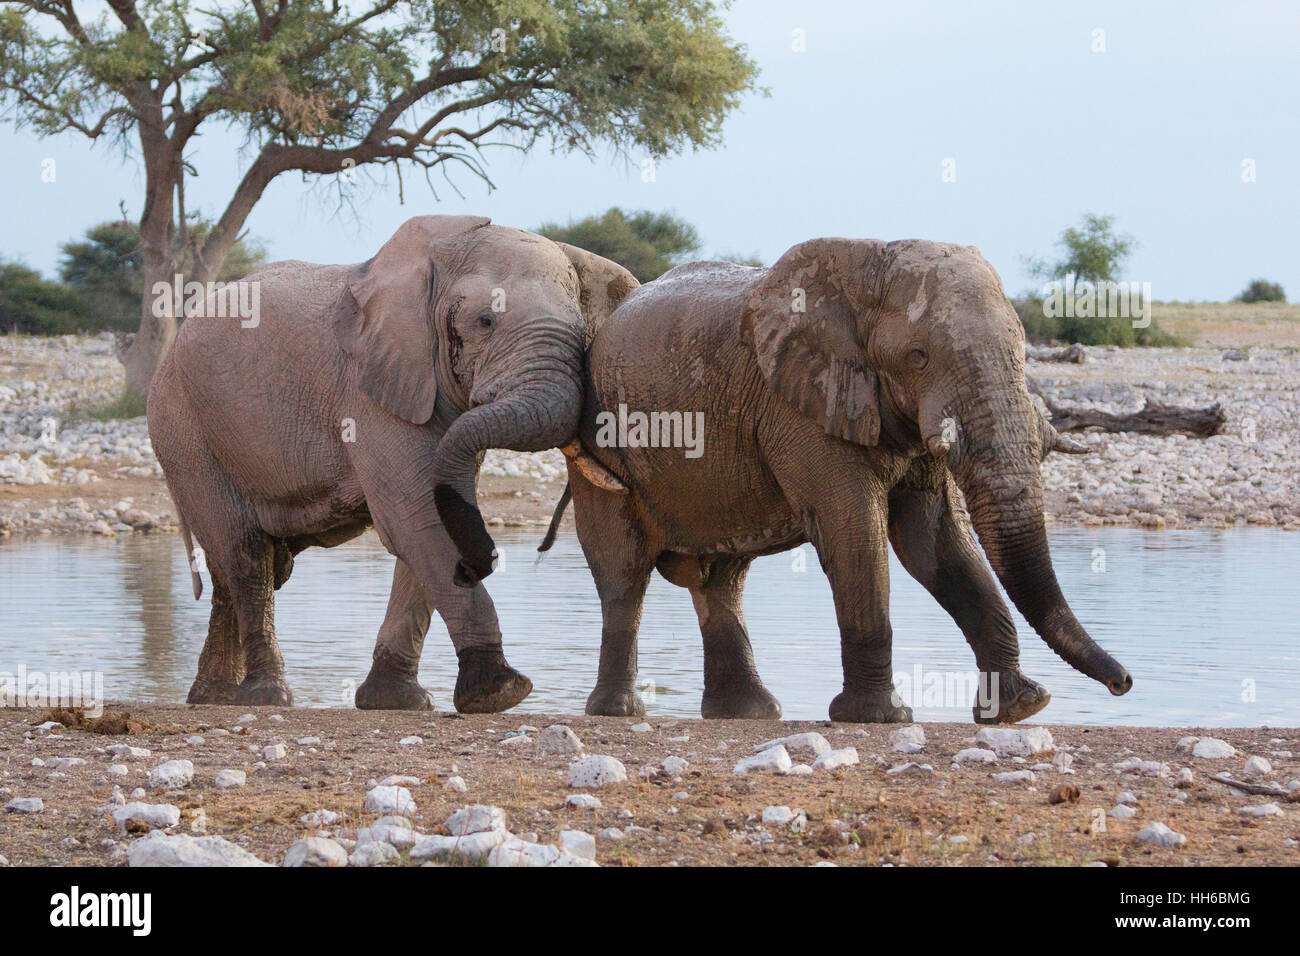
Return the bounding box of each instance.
[2,0,1297,300]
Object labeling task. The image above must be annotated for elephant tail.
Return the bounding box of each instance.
[179,517,203,600]
[538,483,572,554]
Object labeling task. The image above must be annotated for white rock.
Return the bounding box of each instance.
[1177,767,1195,785]
[446,805,506,836]
[345,842,395,868]
[363,785,416,816]
[1237,803,1284,818]
[398,736,423,746]
[443,776,468,793]
[567,755,628,788]
[560,830,597,860]
[1117,791,1138,805]
[537,725,584,755]
[108,764,128,776]
[734,745,792,775]
[410,830,507,863]
[993,770,1036,786]
[5,797,43,814]
[214,769,246,790]
[754,732,830,757]
[112,802,181,832]
[662,756,689,775]
[283,837,348,867]
[349,842,398,867]
[126,833,270,867]
[297,737,322,746]
[1191,737,1235,759]
[377,775,420,787]
[106,745,150,760]
[1109,804,1137,819]
[598,827,625,841]
[974,726,1054,757]
[954,748,998,765]
[147,759,194,789]
[50,757,86,770]
[812,747,860,772]
[487,837,597,868]
[300,809,340,826]
[262,744,286,761]
[1242,756,1273,778]
[1114,758,1170,778]
[368,822,420,848]
[566,794,602,809]
[785,764,814,776]
[235,714,256,724]
[1135,822,1186,848]
[630,722,652,733]
[761,805,807,831]
[890,725,926,754]
[185,735,205,746]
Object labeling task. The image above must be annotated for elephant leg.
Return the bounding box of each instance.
[769,445,910,723]
[571,473,654,717]
[222,529,292,707]
[888,469,1050,724]
[355,559,435,710]
[689,557,781,719]
[187,582,244,704]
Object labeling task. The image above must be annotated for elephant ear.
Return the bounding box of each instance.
[556,242,639,345]
[335,215,490,424]
[742,238,892,447]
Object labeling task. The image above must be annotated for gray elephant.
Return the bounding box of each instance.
[147,215,637,710]
[520,238,1133,723]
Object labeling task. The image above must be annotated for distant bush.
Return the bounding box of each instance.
[1013,296,1184,347]
[1235,279,1286,303]
[0,261,88,335]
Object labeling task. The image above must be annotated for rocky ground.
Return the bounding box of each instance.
[0,705,1295,867]
[1,331,1298,536]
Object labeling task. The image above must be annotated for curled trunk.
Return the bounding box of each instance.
[432,375,582,588]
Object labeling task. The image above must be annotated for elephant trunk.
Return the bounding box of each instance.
[433,340,583,588]
[952,398,1132,696]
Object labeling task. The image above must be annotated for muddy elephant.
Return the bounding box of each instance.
[519,238,1133,724]
[147,215,637,710]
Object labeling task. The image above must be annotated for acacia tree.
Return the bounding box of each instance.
[0,1,758,400]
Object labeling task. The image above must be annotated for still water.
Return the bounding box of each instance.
[1,528,1296,726]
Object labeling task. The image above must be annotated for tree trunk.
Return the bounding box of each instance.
[120,90,178,407]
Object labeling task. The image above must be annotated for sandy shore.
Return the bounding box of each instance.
[0,704,1295,867]
[1,327,1298,536]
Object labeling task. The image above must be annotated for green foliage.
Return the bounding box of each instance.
[1024,213,1136,285]
[0,261,87,335]
[537,207,701,282]
[1013,296,1183,347]
[1018,213,1180,346]
[715,251,764,267]
[1236,279,1286,303]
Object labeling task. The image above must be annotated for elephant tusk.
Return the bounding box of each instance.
[560,439,629,493]
[1050,431,1089,455]
[925,434,951,458]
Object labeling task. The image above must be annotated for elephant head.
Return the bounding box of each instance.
[335,215,637,586]
[742,238,1132,697]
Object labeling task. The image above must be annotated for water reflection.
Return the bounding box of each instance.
[0,527,1296,726]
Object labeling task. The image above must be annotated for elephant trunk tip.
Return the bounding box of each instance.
[433,483,499,588]
[1107,669,1134,696]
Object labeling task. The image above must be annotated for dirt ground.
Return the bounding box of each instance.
[1,704,1295,867]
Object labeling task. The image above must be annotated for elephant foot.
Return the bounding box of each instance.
[454,646,532,714]
[234,676,294,707]
[356,656,434,711]
[973,670,1050,724]
[701,679,782,720]
[585,682,646,718]
[186,678,241,705]
[829,685,913,724]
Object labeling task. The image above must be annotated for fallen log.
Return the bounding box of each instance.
[1027,378,1227,438]
[1210,774,1300,802]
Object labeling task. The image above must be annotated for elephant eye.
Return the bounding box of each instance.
[477,312,496,331]
[907,346,929,370]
